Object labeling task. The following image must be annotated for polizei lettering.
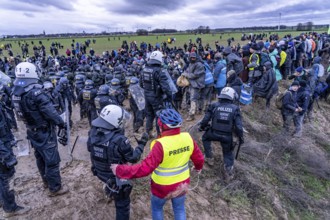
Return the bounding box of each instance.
[169,146,190,156]
[217,107,233,112]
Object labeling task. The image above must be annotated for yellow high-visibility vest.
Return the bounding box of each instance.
[249,53,260,71]
[150,132,194,185]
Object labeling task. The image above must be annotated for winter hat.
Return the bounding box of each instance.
[313,56,321,64]
[223,47,232,55]
[291,81,300,87]
[251,43,259,51]
[227,70,236,77]
[295,66,303,73]
[299,80,307,87]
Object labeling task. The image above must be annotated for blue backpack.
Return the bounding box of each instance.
[313,81,328,99]
[204,61,214,85]
[240,83,253,105]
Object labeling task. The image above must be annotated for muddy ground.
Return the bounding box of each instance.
[2,93,330,220]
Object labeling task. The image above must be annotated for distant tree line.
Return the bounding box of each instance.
[296,22,314,31]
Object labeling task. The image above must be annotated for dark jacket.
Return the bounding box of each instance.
[140,63,172,99]
[0,104,15,175]
[12,84,65,129]
[253,66,278,99]
[185,61,205,89]
[281,89,298,115]
[200,99,243,138]
[226,53,244,75]
[87,127,144,182]
[296,86,310,115]
[227,74,243,98]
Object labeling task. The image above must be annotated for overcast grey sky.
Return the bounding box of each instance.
[0,0,329,35]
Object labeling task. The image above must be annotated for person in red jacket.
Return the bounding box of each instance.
[111,108,204,220]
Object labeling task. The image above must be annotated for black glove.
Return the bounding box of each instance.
[137,132,149,146]
[57,127,68,146]
[239,136,244,145]
[198,124,205,132]
[58,122,67,130]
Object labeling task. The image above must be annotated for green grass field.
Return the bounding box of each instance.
[0,29,326,57]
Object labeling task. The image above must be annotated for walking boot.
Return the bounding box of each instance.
[3,206,30,218]
[48,185,69,197]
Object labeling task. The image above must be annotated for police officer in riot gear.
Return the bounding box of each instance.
[139,51,172,137]
[0,102,30,218]
[11,62,69,197]
[94,84,117,114]
[0,81,18,130]
[87,104,148,220]
[199,87,244,179]
[56,77,76,124]
[74,71,86,97]
[92,64,105,88]
[43,81,65,114]
[109,78,125,106]
[78,79,98,125]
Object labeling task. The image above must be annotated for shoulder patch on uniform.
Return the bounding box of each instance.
[34,89,42,96]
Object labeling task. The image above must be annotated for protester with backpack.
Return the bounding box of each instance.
[281,81,302,134]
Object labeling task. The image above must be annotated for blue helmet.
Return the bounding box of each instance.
[98,84,110,95]
[157,108,182,128]
[59,77,69,85]
[130,77,139,85]
[85,79,94,89]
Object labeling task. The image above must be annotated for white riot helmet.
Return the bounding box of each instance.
[149,51,163,64]
[14,62,39,86]
[92,104,131,130]
[218,87,236,100]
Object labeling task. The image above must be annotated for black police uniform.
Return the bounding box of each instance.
[200,99,243,169]
[74,73,86,97]
[78,87,98,125]
[94,94,117,114]
[44,87,65,114]
[0,103,18,212]
[0,83,18,130]
[12,83,65,193]
[87,126,145,220]
[139,62,172,134]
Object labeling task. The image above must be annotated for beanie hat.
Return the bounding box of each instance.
[291,81,300,87]
[223,47,232,55]
[295,66,303,73]
[251,43,259,51]
[227,70,236,77]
